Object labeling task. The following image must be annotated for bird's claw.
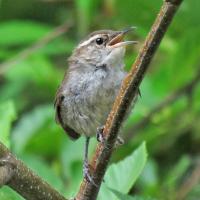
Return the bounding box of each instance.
[96,125,105,143]
[96,125,124,148]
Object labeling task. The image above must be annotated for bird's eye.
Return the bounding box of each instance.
[96,37,104,45]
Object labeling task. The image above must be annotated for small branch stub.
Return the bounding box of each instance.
[0,155,15,187]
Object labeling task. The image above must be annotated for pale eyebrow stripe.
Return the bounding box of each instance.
[78,34,102,48]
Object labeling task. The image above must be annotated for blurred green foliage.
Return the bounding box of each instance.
[0,0,200,199]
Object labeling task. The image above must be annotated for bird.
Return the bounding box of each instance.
[54,27,137,184]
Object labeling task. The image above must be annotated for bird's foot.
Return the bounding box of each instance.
[83,160,97,187]
[96,125,124,147]
[96,125,105,143]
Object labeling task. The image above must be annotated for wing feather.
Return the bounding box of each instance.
[54,86,80,140]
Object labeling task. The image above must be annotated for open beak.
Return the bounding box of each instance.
[108,27,138,48]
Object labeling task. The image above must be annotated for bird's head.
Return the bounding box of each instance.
[69,27,137,69]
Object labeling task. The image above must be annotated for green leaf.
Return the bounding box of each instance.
[5,55,61,91]
[105,142,147,193]
[11,104,65,158]
[0,101,16,147]
[1,55,61,110]
[136,159,159,196]
[0,187,24,200]
[110,189,156,200]
[165,155,191,189]
[99,142,147,200]
[0,20,51,46]
[11,104,53,154]
[109,189,135,200]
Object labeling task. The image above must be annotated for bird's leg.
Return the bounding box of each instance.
[83,137,97,186]
[96,125,124,147]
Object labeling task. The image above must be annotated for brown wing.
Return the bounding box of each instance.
[54,82,80,140]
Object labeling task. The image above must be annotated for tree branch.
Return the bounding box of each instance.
[0,142,67,200]
[124,68,200,141]
[76,0,183,199]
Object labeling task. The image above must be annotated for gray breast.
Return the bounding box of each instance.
[60,67,126,137]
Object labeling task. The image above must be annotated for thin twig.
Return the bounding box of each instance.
[0,142,67,200]
[76,0,183,200]
[125,68,200,141]
[0,22,71,75]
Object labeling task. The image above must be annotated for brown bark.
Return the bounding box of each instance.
[0,142,67,200]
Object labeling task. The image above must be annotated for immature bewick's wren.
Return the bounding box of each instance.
[54,28,137,184]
